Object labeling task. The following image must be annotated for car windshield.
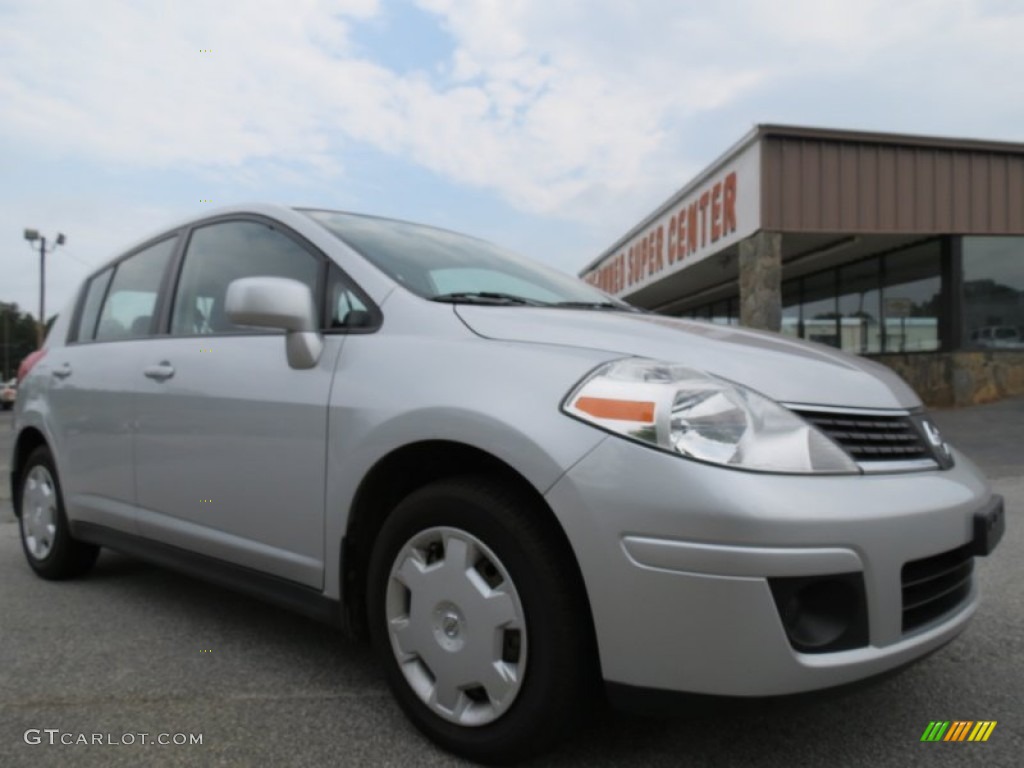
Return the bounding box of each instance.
[301,209,628,308]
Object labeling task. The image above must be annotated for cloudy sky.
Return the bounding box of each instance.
[2,0,1022,317]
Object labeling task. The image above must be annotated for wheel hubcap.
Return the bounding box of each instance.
[432,602,466,650]
[385,526,527,726]
[21,465,58,560]
[442,614,459,637]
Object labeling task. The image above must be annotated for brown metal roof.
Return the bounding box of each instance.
[756,124,1024,155]
[760,126,1024,234]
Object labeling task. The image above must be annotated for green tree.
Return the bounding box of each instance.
[0,302,43,380]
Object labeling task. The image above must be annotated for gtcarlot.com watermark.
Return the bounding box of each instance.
[24,729,203,747]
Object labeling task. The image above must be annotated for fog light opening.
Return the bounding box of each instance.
[785,580,855,648]
[770,573,868,653]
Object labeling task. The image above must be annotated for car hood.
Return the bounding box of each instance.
[455,307,921,409]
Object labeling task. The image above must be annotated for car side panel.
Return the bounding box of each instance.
[36,339,145,533]
[133,335,343,588]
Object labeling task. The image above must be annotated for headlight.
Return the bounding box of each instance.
[563,358,859,474]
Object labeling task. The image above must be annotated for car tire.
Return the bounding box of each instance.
[18,446,100,580]
[367,475,597,764]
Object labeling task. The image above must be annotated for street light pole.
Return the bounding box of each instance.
[23,228,65,348]
[38,235,46,348]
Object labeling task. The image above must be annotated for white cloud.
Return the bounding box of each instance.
[0,0,371,169]
[0,0,762,225]
[1,0,1022,235]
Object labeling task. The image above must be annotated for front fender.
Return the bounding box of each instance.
[321,333,615,600]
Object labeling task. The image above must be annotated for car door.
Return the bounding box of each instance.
[133,217,341,588]
[44,236,178,533]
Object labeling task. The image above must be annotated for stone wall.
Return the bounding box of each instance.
[869,351,1024,407]
[739,231,782,331]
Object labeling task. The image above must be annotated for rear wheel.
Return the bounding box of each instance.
[18,446,99,580]
[367,475,596,764]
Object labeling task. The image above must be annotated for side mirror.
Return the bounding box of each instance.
[225,277,323,369]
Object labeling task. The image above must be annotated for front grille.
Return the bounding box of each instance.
[791,409,934,464]
[901,544,974,633]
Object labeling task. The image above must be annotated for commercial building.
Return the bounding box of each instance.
[581,125,1024,406]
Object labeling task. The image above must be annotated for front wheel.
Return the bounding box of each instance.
[367,476,596,764]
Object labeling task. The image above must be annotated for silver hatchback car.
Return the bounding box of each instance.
[11,204,1004,763]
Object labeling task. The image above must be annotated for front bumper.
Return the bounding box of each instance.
[545,436,1000,697]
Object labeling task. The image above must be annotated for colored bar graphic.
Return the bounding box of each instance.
[968,722,997,742]
[944,721,972,741]
[921,720,996,742]
[921,721,949,741]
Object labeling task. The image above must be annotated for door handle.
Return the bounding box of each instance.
[143,362,175,381]
[52,363,72,380]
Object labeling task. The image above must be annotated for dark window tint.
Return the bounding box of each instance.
[76,267,114,341]
[962,236,1024,350]
[781,280,800,338]
[172,221,320,335]
[838,257,882,354]
[658,240,943,354]
[709,299,730,326]
[882,241,941,353]
[801,271,838,347]
[95,239,176,341]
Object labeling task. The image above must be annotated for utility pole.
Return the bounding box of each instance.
[23,228,65,348]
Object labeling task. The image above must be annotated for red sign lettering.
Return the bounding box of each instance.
[584,169,741,294]
[723,171,737,235]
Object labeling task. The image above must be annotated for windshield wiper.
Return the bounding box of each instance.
[550,300,635,311]
[431,291,546,306]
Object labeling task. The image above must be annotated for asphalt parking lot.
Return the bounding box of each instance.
[0,401,1021,767]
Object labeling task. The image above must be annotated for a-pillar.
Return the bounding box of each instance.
[739,231,782,331]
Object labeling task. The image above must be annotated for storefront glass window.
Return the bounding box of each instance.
[670,239,946,354]
[838,257,882,354]
[781,280,800,338]
[882,241,941,352]
[962,236,1024,350]
[801,272,839,347]
[709,300,730,326]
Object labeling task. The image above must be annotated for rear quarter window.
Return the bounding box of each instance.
[74,267,114,342]
[94,238,176,341]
